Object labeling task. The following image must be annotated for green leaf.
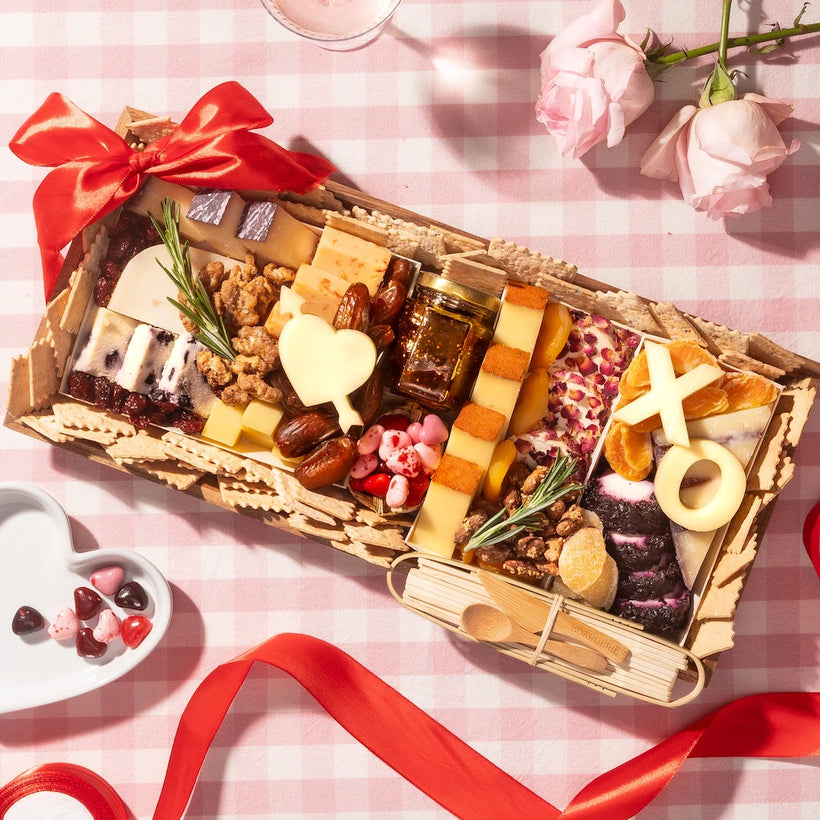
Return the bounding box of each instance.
[149,199,236,361]
[699,61,736,107]
[463,453,584,555]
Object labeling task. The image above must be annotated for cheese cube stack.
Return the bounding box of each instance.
[470,344,531,432]
[408,455,485,558]
[492,280,550,353]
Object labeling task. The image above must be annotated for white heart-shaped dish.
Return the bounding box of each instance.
[0,483,172,713]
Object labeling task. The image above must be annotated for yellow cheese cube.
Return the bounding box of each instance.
[492,281,549,352]
[312,226,392,295]
[445,403,506,469]
[240,400,285,449]
[202,399,245,447]
[237,200,319,271]
[291,263,352,323]
[469,344,530,423]
[408,454,484,559]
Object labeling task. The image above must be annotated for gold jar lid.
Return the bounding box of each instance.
[414,271,501,314]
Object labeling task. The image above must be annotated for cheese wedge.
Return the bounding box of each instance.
[312,226,392,295]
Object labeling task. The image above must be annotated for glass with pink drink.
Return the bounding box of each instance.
[260,0,402,50]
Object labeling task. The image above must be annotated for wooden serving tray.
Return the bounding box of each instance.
[5,105,819,703]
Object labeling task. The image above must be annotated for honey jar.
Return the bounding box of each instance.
[390,272,500,411]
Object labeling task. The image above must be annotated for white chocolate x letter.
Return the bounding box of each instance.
[613,341,723,447]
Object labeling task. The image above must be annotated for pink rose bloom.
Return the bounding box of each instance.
[535,0,655,159]
[640,93,800,218]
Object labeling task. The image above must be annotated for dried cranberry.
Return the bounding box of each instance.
[174,411,205,435]
[141,218,159,245]
[110,383,128,413]
[68,371,95,402]
[94,275,115,307]
[92,377,114,410]
[123,392,149,417]
[106,233,135,263]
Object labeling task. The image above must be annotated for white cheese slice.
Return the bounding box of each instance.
[116,324,176,393]
[155,334,217,417]
[652,404,774,588]
[73,307,140,380]
[108,244,241,335]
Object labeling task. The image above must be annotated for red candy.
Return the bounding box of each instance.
[74,586,103,621]
[361,472,391,497]
[121,615,153,648]
[376,413,410,432]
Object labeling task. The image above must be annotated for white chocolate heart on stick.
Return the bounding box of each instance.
[278,312,377,433]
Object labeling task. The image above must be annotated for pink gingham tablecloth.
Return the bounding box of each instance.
[1,1,819,817]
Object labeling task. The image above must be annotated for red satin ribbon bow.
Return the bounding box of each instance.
[152,633,820,820]
[9,82,335,301]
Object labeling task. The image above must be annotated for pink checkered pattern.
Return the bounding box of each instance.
[1,1,819,817]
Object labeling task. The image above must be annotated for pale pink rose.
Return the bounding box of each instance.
[535,0,655,159]
[640,93,800,218]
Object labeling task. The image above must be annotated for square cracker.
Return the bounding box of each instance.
[6,354,33,419]
[28,339,59,410]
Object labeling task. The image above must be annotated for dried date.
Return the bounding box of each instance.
[333,282,370,332]
[370,282,406,326]
[367,324,395,354]
[294,435,358,490]
[386,257,412,288]
[353,367,385,427]
[274,410,341,458]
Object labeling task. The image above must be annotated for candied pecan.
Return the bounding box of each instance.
[555,504,585,537]
[476,544,513,566]
[545,498,567,522]
[196,350,233,389]
[501,560,547,581]
[262,264,296,286]
[453,509,488,547]
[504,461,531,491]
[544,537,563,564]
[198,261,227,294]
[235,373,282,404]
[232,325,279,370]
[501,486,522,511]
[520,465,549,495]
[220,264,274,329]
[515,535,546,560]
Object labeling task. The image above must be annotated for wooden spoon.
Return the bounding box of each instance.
[460,604,609,673]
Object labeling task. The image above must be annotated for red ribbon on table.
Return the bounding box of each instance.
[9,83,335,301]
[151,633,820,820]
[803,501,820,580]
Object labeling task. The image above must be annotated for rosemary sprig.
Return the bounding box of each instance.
[463,453,584,554]
[149,198,236,361]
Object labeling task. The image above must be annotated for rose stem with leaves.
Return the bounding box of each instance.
[464,453,584,555]
[149,198,236,361]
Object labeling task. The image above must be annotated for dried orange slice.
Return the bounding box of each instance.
[604,419,654,481]
[721,371,779,411]
[667,339,718,374]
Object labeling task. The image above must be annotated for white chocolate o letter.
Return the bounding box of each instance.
[654,438,746,532]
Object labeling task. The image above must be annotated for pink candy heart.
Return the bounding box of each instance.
[93,609,121,643]
[419,413,449,445]
[90,565,125,596]
[48,607,79,641]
